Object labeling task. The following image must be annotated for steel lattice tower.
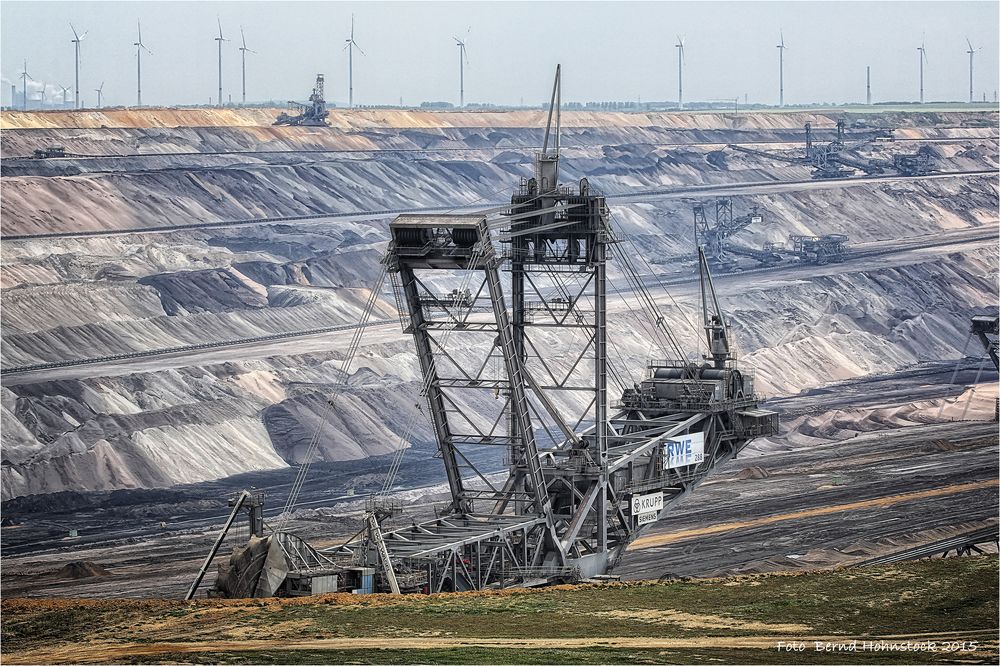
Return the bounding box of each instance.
[329,66,778,592]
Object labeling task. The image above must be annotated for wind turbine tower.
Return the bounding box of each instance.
[675,35,685,110]
[215,19,229,108]
[20,60,31,111]
[454,31,469,107]
[966,38,977,103]
[238,26,256,105]
[95,81,104,108]
[70,23,88,109]
[866,65,871,105]
[134,20,151,107]
[344,15,365,107]
[776,32,786,107]
[917,39,927,103]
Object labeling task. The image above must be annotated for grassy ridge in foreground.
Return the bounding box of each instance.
[1,555,997,664]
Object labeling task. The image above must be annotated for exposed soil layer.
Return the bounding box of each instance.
[1,108,996,503]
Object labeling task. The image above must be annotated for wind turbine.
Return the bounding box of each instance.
[454,29,469,107]
[95,81,104,108]
[134,20,151,107]
[966,38,978,104]
[776,31,787,107]
[238,26,256,105]
[344,14,365,108]
[215,18,229,108]
[19,59,31,110]
[70,23,88,109]
[675,35,685,110]
[59,85,70,107]
[917,37,927,103]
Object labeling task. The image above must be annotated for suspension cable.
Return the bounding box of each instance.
[937,331,973,420]
[276,265,388,531]
[376,236,490,499]
[608,209,701,353]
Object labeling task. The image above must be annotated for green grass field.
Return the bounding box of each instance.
[2,555,997,664]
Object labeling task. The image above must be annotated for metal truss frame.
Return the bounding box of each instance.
[327,67,778,593]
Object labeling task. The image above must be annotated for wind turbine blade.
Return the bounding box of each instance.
[70,22,79,40]
[137,19,142,44]
[966,37,974,51]
[351,14,355,40]
[355,42,366,56]
[241,26,246,49]
[343,41,351,51]
[218,17,224,39]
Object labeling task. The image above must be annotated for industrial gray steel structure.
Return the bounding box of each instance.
[326,66,778,592]
[693,198,766,266]
[693,198,848,268]
[728,119,933,180]
[273,75,329,126]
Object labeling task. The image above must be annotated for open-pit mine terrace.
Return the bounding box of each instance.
[1,107,997,596]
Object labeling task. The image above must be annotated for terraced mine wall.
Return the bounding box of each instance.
[1,108,997,500]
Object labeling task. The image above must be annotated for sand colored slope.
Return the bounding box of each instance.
[4,107,996,130]
[630,479,999,550]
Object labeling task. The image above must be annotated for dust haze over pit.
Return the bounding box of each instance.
[2,1,998,109]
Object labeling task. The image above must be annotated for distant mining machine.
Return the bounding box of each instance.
[693,198,768,267]
[273,74,330,126]
[730,118,922,180]
[789,234,849,264]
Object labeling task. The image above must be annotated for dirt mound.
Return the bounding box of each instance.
[49,561,110,580]
[930,439,961,451]
[736,466,771,480]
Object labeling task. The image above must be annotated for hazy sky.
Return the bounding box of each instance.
[2,1,998,108]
